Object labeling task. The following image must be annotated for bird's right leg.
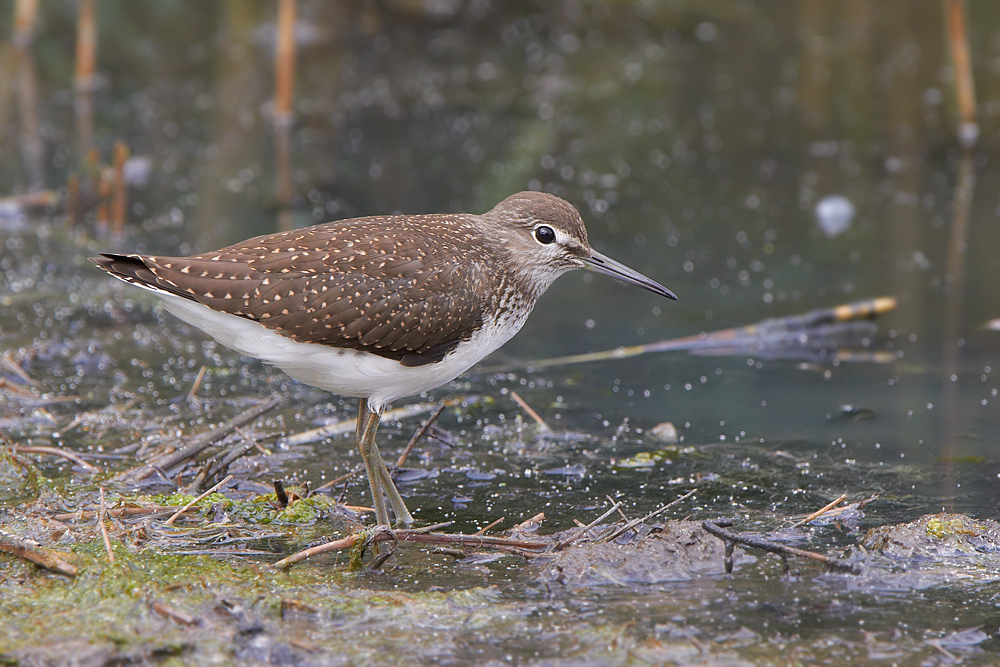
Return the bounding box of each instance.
[357,398,390,527]
[376,458,414,527]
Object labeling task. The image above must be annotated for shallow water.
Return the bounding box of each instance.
[2,1,1000,664]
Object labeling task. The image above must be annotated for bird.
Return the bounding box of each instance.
[92,191,676,527]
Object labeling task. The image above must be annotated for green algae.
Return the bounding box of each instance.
[925,515,981,539]
[232,491,343,525]
[149,488,342,526]
[611,446,697,468]
[0,530,533,664]
[2,533,346,656]
[151,491,232,509]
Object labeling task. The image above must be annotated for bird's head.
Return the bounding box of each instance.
[481,191,677,300]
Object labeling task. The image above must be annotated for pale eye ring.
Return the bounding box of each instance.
[534,225,556,244]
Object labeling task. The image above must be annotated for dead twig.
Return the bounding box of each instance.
[191,426,267,491]
[273,0,296,123]
[74,0,96,90]
[164,475,233,527]
[148,599,201,626]
[274,524,547,570]
[0,533,77,576]
[281,401,445,447]
[320,528,373,561]
[111,141,129,234]
[1,350,37,385]
[601,488,697,543]
[606,494,629,521]
[12,445,99,473]
[488,297,899,372]
[702,518,860,575]
[275,525,439,569]
[310,466,362,496]
[554,501,623,550]
[395,403,446,468]
[13,0,39,46]
[0,377,36,397]
[473,517,505,536]
[53,505,183,521]
[186,365,207,401]
[510,391,552,432]
[927,639,960,662]
[98,488,114,563]
[114,397,280,485]
[788,493,849,530]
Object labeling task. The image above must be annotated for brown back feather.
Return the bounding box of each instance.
[92,214,493,366]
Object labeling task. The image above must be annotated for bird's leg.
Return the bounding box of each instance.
[357,398,389,527]
[356,399,414,527]
[377,456,414,527]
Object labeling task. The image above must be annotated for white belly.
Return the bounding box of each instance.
[156,291,527,410]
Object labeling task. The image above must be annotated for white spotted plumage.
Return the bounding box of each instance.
[93,191,673,411]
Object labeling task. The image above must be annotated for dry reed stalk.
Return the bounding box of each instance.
[14,0,38,46]
[274,0,296,122]
[944,0,978,146]
[75,0,97,90]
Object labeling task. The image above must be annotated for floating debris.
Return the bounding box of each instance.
[501,297,899,370]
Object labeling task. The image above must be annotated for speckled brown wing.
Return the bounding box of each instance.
[92,215,490,366]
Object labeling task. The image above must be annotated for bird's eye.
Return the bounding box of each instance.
[534,225,556,245]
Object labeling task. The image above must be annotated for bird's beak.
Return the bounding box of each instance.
[581,250,678,300]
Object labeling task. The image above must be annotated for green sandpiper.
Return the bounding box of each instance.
[92,191,676,526]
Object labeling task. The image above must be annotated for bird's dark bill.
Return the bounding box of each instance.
[582,251,677,300]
